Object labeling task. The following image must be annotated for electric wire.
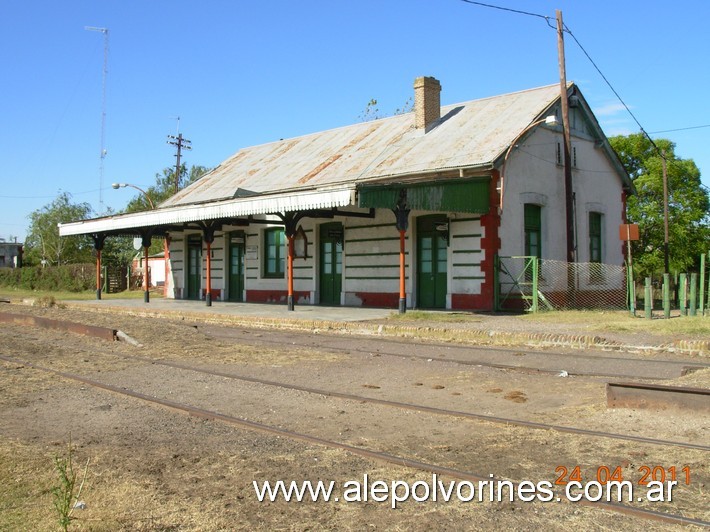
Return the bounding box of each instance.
[0,187,107,200]
[458,0,551,22]
[560,24,665,158]
[457,0,676,161]
[649,124,710,134]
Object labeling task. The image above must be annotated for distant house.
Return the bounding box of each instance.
[60,77,632,310]
[0,240,23,268]
[131,251,166,288]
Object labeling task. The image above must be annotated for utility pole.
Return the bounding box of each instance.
[85,26,109,210]
[556,10,575,264]
[661,149,670,274]
[167,132,192,194]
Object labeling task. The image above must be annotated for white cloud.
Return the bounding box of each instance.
[604,126,636,136]
[593,102,628,117]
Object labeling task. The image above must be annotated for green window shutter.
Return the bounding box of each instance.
[589,212,602,263]
[264,227,285,278]
[524,204,542,259]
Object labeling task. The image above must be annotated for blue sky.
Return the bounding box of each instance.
[2,0,708,241]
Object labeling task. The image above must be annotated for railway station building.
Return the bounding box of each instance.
[59,77,632,311]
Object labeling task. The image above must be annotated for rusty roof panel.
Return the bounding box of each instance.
[162,84,562,208]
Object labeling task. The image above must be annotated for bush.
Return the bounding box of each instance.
[0,264,95,292]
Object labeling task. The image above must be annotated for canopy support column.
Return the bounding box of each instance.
[203,226,216,307]
[287,234,295,311]
[278,213,303,312]
[141,233,153,303]
[92,234,106,300]
[392,189,410,314]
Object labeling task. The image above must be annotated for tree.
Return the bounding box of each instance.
[123,164,211,257]
[125,164,210,213]
[358,97,413,122]
[609,133,709,278]
[25,192,94,266]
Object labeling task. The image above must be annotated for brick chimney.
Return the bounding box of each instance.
[414,76,441,131]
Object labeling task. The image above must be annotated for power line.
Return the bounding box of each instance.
[0,187,107,200]
[560,25,663,154]
[648,124,710,134]
[458,0,668,159]
[459,0,550,21]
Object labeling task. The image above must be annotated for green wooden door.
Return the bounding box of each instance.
[417,216,448,309]
[187,237,202,300]
[228,233,245,302]
[319,223,343,306]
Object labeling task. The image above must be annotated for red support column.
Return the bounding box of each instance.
[399,229,406,313]
[287,234,295,311]
[163,236,170,298]
[95,249,102,300]
[205,240,212,306]
[143,245,150,303]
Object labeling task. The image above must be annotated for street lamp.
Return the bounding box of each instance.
[498,115,558,211]
[111,182,157,303]
[111,182,155,210]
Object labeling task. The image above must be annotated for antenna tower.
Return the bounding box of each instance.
[85,26,109,210]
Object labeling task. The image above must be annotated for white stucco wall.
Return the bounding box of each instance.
[169,237,185,298]
[341,210,409,307]
[166,209,489,309]
[499,126,624,266]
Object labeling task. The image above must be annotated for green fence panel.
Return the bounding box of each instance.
[690,273,698,317]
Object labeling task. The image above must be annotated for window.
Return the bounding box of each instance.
[264,227,285,278]
[524,204,542,281]
[588,212,604,283]
[589,212,602,264]
[524,204,542,259]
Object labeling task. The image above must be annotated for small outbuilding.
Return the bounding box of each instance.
[0,239,23,268]
[60,77,632,311]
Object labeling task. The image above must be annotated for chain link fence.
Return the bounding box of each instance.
[496,256,628,312]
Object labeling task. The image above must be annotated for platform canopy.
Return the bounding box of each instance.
[59,187,356,237]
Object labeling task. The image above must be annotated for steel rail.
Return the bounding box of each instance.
[2,310,706,377]
[5,345,706,452]
[1,354,707,528]
[205,327,707,379]
[118,352,710,452]
[209,325,704,364]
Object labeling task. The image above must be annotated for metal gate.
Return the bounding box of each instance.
[495,255,628,312]
[494,255,540,312]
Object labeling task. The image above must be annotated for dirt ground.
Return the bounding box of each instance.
[0,303,708,531]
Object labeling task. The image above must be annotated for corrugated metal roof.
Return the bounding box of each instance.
[161,84,563,208]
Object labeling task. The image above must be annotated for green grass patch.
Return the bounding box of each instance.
[387,310,482,322]
[0,287,163,302]
[521,310,710,337]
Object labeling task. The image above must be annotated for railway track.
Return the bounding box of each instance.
[1,353,707,527]
[200,325,709,379]
[30,349,708,452]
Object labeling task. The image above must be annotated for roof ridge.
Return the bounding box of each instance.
[223,82,566,155]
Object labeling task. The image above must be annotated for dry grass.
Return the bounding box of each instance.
[521,310,710,337]
[0,288,163,302]
[2,305,708,529]
[387,310,482,322]
[0,439,55,531]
